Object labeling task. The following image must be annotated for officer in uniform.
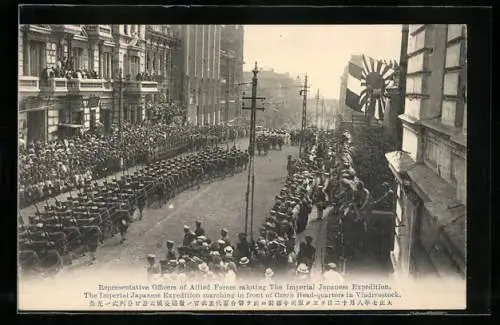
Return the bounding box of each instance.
[137,191,146,220]
[166,240,177,260]
[220,228,231,247]
[194,220,205,237]
[301,235,316,269]
[236,232,250,260]
[182,225,192,246]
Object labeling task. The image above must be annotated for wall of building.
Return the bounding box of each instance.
[387,24,467,280]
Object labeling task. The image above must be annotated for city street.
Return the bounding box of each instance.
[53,142,305,278]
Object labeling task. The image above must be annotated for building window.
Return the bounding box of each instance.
[27,40,46,77]
[441,24,467,128]
[124,25,129,35]
[129,56,140,78]
[72,47,83,70]
[102,52,112,79]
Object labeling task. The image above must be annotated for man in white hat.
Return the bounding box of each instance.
[261,268,275,283]
[238,257,251,280]
[296,263,310,281]
[146,254,162,281]
[224,262,237,283]
[322,263,345,283]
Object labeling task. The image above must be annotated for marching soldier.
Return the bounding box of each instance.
[137,193,146,220]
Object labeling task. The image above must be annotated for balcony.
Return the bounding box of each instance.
[24,24,52,35]
[19,76,40,95]
[68,79,106,94]
[85,25,113,39]
[40,77,68,94]
[51,25,83,35]
[126,81,159,94]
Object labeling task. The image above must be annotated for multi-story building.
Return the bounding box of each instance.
[385,24,467,280]
[219,25,244,124]
[144,25,181,103]
[18,24,180,144]
[242,69,303,128]
[179,25,222,125]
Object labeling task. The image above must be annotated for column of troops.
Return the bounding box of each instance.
[18,143,250,277]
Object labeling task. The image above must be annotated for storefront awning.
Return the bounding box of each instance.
[58,123,83,128]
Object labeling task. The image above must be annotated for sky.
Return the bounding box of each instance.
[243,25,402,100]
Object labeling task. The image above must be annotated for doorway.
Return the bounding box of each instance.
[26,110,47,144]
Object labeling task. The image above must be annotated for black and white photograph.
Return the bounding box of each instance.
[17,20,469,311]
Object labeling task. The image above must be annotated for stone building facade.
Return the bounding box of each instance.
[179,25,221,125]
[179,25,244,125]
[385,24,467,280]
[219,25,245,124]
[18,24,180,144]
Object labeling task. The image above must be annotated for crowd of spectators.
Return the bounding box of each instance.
[19,123,249,208]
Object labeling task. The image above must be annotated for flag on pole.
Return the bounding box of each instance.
[345,55,365,113]
[344,54,397,121]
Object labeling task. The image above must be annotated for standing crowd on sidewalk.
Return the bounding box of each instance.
[19,123,249,208]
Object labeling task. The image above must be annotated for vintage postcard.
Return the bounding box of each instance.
[18,21,467,311]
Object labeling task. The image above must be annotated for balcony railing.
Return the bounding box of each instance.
[68,79,106,93]
[126,81,159,94]
[40,77,68,93]
[51,24,83,35]
[85,25,112,39]
[19,76,40,94]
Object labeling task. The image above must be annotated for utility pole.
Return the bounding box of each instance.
[299,74,309,157]
[118,67,123,138]
[321,96,325,130]
[118,67,125,173]
[242,62,265,240]
[225,58,230,123]
[315,88,320,129]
